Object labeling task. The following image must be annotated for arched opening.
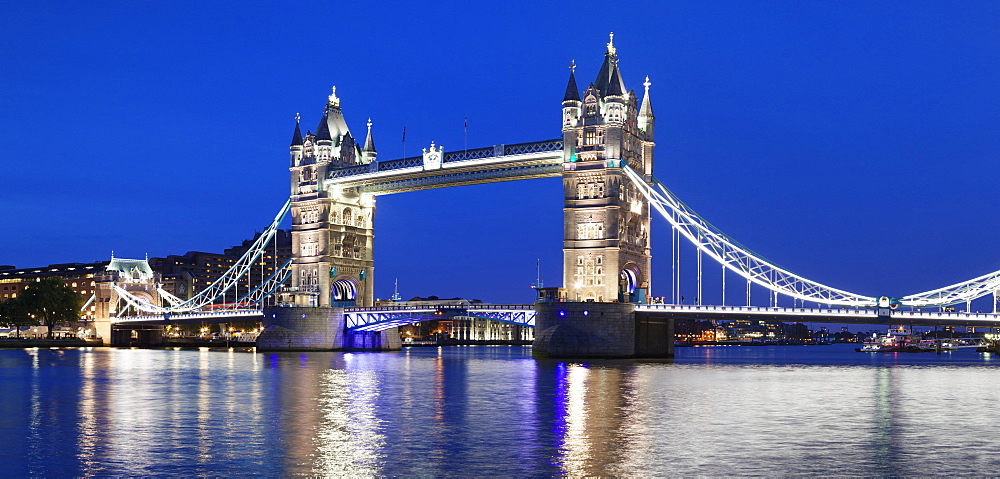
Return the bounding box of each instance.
[332,279,357,302]
[619,265,643,303]
[620,268,638,294]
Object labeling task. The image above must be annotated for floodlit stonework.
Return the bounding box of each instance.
[286,91,378,308]
[561,34,655,303]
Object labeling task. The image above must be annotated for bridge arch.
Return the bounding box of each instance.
[620,262,644,300]
[332,278,358,302]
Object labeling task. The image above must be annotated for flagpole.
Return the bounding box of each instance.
[463,116,468,154]
[402,125,406,159]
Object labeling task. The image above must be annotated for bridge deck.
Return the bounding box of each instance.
[113,310,264,324]
[113,304,1000,328]
[636,304,1000,327]
[345,304,536,332]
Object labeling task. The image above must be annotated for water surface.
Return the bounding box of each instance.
[1,344,998,476]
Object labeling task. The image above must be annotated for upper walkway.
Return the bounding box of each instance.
[326,139,564,194]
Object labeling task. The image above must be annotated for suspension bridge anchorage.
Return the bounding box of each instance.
[97,201,294,346]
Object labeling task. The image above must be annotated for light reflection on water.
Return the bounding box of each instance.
[1,344,1000,476]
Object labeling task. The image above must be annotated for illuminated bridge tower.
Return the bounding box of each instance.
[93,256,163,346]
[561,34,655,303]
[287,88,376,308]
[535,35,668,358]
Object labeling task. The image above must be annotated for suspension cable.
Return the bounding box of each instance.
[621,165,876,307]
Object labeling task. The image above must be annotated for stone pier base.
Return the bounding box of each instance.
[533,302,673,358]
[258,306,400,351]
[94,320,112,346]
[110,324,164,348]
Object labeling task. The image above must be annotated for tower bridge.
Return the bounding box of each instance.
[105,35,1000,355]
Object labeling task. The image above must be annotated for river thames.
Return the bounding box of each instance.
[2,344,999,476]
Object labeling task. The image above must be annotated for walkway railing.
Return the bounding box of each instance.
[326,139,563,184]
[636,303,1000,323]
[114,309,264,323]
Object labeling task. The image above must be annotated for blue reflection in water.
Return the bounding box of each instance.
[550,360,568,466]
[1,345,1000,476]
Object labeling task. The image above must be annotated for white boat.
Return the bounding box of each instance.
[855,326,918,352]
[857,341,883,352]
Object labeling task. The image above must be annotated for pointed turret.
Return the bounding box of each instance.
[361,118,377,164]
[321,86,351,153]
[563,60,583,130]
[290,113,303,147]
[315,111,332,142]
[594,32,626,98]
[638,76,655,138]
[604,54,626,124]
[607,66,624,97]
[315,111,333,161]
[563,60,580,102]
[290,113,304,166]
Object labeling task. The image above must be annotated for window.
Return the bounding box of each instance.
[301,237,319,257]
[577,222,603,240]
[302,208,320,224]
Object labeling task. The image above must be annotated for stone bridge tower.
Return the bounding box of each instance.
[92,256,162,345]
[561,34,655,303]
[286,88,377,308]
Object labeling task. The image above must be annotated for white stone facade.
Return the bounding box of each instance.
[561,37,655,303]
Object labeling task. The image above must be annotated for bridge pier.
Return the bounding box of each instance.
[94,319,112,346]
[109,324,165,347]
[533,302,673,359]
[258,306,400,351]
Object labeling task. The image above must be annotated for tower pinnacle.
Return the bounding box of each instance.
[564,60,581,102]
[363,117,376,153]
[607,32,616,58]
[290,112,304,147]
[328,86,340,108]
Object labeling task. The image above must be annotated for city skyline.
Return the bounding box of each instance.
[3,1,1000,306]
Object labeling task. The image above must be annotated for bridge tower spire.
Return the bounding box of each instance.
[285,88,376,308]
[561,34,655,303]
[290,112,304,166]
[361,117,377,164]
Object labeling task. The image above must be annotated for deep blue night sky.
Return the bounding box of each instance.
[2,1,999,307]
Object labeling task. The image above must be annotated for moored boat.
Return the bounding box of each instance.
[855,325,918,352]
